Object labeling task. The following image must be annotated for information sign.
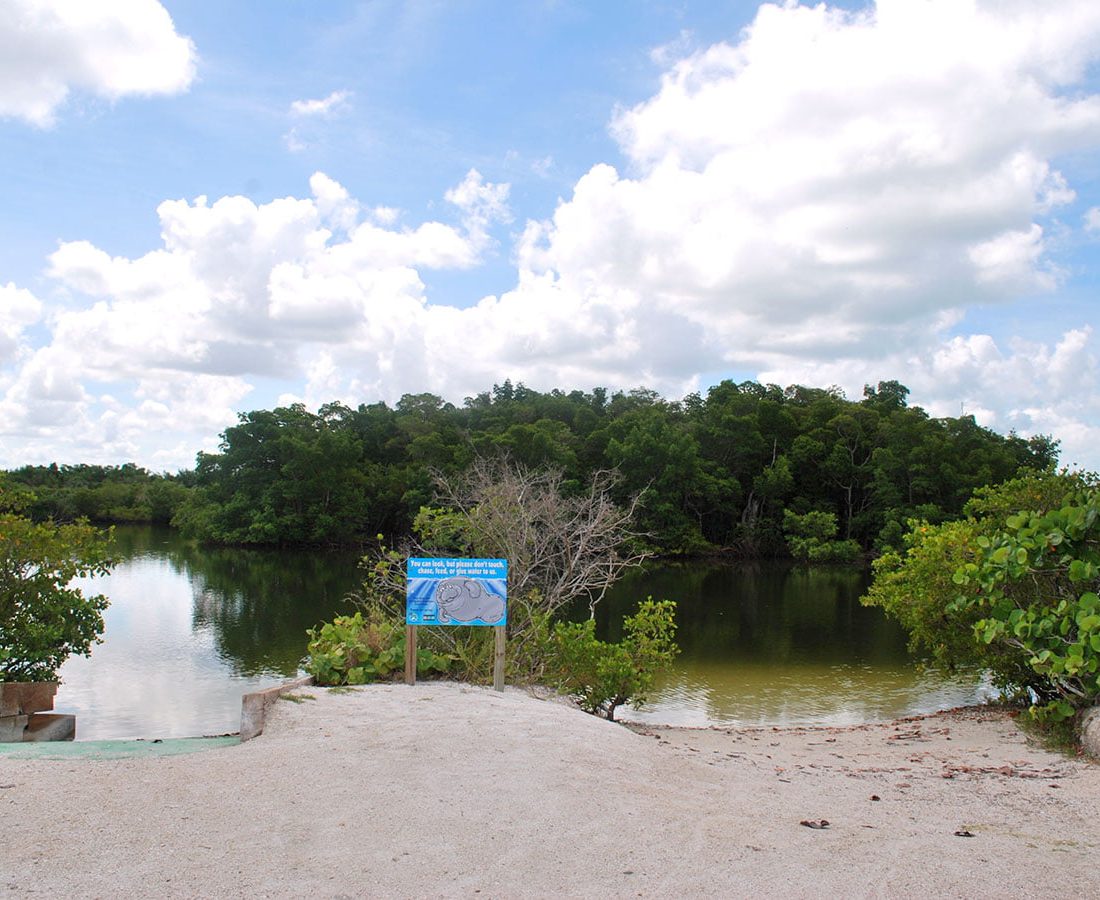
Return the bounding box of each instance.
[406,558,508,627]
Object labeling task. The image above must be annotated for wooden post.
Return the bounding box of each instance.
[405,624,417,686]
[493,625,506,692]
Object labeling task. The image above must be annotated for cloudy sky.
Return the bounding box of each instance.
[2,0,1100,473]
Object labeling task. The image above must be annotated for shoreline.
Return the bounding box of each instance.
[2,683,1097,898]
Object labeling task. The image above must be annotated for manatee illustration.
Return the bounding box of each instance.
[434,577,505,624]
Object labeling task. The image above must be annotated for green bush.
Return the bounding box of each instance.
[306,609,451,685]
[547,598,679,721]
[864,469,1100,728]
[783,510,861,563]
[951,487,1100,721]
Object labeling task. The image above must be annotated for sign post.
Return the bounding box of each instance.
[493,625,506,692]
[404,624,417,686]
[405,558,508,690]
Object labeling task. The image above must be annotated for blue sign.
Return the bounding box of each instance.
[406,558,508,626]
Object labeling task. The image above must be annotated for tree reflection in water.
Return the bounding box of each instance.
[112,525,362,677]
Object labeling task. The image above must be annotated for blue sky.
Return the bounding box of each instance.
[2,0,1100,472]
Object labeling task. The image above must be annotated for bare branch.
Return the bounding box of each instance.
[430,457,650,618]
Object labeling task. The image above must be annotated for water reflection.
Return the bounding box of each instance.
[600,561,991,726]
[56,527,362,740]
[53,531,989,740]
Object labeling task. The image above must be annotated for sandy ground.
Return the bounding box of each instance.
[1,682,1098,899]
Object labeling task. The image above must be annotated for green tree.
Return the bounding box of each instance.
[149,377,1060,555]
[177,404,374,545]
[0,514,114,681]
[605,405,714,553]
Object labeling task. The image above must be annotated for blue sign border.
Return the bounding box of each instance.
[406,558,508,627]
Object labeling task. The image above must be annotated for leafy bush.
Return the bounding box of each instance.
[546,598,679,721]
[347,458,649,683]
[306,609,451,685]
[864,469,1100,728]
[951,487,1100,721]
[0,512,114,682]
[783,510,861,563]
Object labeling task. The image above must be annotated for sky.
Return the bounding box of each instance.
[2,0,1100,473]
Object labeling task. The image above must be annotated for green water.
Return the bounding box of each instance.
[599,561,988,726]
[53,527,987,739]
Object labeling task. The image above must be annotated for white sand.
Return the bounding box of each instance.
[2,682,1098,899]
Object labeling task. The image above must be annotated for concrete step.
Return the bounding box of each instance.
[24,713,76,742]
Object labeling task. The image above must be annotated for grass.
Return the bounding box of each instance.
[279,692,317,704]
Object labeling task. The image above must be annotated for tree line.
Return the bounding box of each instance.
[157,378,1056,555]
[3,462,192,525]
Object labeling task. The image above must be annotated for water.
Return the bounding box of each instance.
[53,527,988,739]
[56,526,362,740]
[598,561,991,727]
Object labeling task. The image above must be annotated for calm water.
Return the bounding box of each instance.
[55,527,988,739]
[57,526,362,740]
[600,563,990,727]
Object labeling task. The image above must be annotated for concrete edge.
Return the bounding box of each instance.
[240,675,315,742]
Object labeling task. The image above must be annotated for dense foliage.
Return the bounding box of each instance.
[782,510,861,563]
[174,379,1056,555]
[864,470,1100,726]
[3,463,191,525]
[0,511,114,681]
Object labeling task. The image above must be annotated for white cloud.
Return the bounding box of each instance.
[284,90,353,152]
[289,90,352,118]
[444,169,512,254]
[283,127,307,154]
[968,224,1057,290]
[546,0,1100,367]
[1086,207,1100,233]
[530,156,554,178]
[0,0,197,126]
[6,0,1100,470]
[0,171,512,467]
[0,282,41,365]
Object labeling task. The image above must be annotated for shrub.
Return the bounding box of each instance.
[346,458,648,685]
[864,519,1007,671]
[308,458,674,712]
[546,598,679,721]
[864,469,1100,728]
[306,609,451,685]
[951,487,1100,721]
[783,510,861,563]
